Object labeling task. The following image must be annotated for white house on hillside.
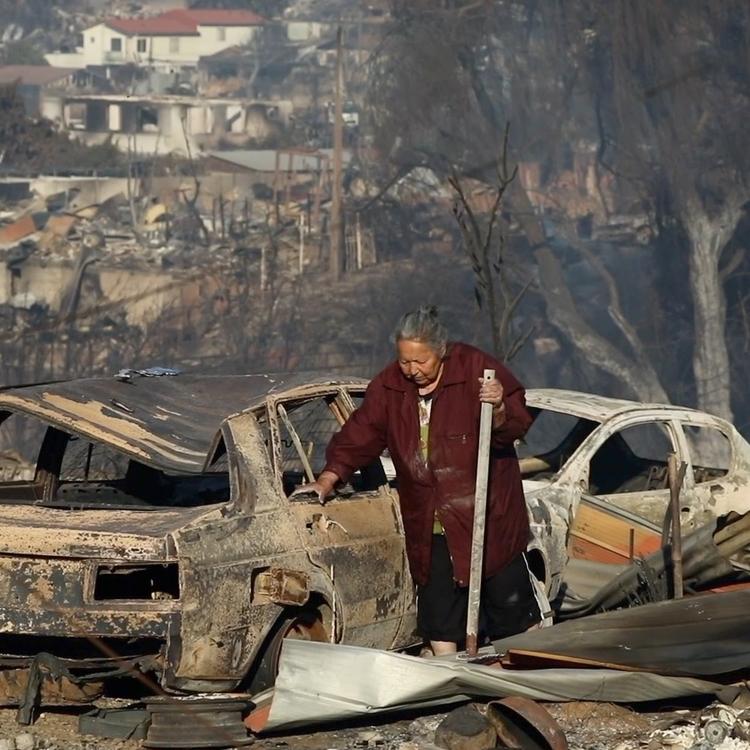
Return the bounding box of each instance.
[46,9,265,71]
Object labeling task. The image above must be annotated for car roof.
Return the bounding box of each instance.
[525,388,702,422]
[0,374,367,474]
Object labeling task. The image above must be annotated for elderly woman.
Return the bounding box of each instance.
[297,306,542,654]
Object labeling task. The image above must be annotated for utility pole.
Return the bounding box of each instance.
[329,26,345,281]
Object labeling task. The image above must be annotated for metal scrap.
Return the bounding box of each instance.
[487,696,569,750]
[0,375,410,711]
[495,589,750,676]
[259,639,731,732]
[649,703,750,750]
[114,367,182,382]
[558,511,750,619]
[144,695,253,748]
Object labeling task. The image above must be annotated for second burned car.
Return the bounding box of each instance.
[519,388,750,602]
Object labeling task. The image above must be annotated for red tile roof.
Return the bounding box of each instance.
[162,9,265,27]
[105,16,199,36]
[104,8,264,36]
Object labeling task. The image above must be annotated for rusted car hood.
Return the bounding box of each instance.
[0,504,221,560]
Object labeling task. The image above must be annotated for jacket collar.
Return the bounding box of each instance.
[381,342,467,392]
[440,343,468,386]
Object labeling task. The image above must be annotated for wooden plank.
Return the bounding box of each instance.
[667,454,687,598]
[569,501,661,563]
[706,581,750,594]
[568,537,638,565]
[502,648,642,673]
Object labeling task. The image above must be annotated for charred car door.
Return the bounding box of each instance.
[269,388,410,649]
[675,417,743,527]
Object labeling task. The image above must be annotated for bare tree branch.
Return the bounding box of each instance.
[449,126,533,361]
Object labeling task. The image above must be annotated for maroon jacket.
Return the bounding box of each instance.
[324,342,533,587]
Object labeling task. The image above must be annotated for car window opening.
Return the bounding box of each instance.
[278,394,385,498]
[589,423,674,496]
[683,424,731,482]
[0,416,230,509]
[0,411,47,482]
[518,409,599,481]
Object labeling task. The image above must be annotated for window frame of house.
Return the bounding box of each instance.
[110,37,123,53]
[137,38,148,54]
[169,36,180,53]
[217,27,227,42]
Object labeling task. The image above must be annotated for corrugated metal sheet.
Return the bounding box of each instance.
[0,374,365,474]
[260,640,727,732]
[494,589,750,676]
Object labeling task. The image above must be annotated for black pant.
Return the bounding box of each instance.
[417,535,542,643]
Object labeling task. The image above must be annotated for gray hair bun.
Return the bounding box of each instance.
[393,305,448,354]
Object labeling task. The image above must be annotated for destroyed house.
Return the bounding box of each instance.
[47,92,290,156]
[0,66,102,117]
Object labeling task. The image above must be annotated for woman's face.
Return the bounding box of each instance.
[396,339,443,387]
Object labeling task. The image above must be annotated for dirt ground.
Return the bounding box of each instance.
[0,699,714,750]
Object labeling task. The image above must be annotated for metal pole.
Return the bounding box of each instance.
[667,452,687,599]
[273,150,280,226]
[355,211,362,270]
[285,150,293,212]
[298,214,304,274]
[329,26,345,280]
[277,404,315,484]
[466,368,495,656]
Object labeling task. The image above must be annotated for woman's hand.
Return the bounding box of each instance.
[290,470,339,504]
[478,376,506,427]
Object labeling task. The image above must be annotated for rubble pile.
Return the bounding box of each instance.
[639,704,750,750]
[0,172,333,391]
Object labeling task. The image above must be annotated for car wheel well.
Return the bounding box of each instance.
[307,592,333,635]
[243,594,331,697]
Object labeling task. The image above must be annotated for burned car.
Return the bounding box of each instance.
[520,389,750,602]
[0,374,419,705]
[0,373,746,708]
